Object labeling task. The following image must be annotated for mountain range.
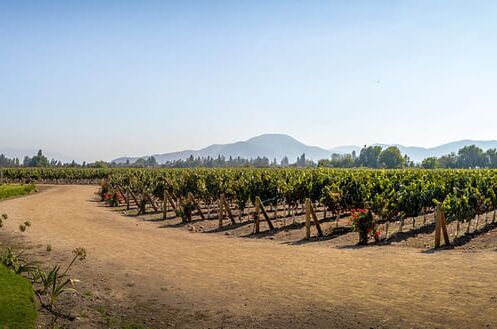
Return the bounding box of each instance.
[112,134,497,164]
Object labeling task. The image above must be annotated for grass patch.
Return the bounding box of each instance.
[0,184,36,201]
[0,265,37,329]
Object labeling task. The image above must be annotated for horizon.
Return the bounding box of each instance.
[3,133,497,164]
[2,1,497,161]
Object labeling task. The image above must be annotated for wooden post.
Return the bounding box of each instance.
[139,191,146,215]
[435,207,450,248]
[305,199,311,239]
[440,212,450,246]
[165,191,177,211]
[188,192,206,220]
[163,190,168,219]
[218,198,224,228]
[145,193,159,212]
[128,188,140,210]
[256,197,274,230]
[309,202,323,237]
[126,189,130,210]
[434,212,441,248]
[116,186,128,206]
[220,194,236,224]
[254,198,260,233]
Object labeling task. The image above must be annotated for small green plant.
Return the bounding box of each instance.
[0,248,38,275]
[33,247,87,313]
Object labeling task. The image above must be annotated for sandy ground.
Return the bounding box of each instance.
[1,185,497,328]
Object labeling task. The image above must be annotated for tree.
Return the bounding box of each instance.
[457,145,485,168]
[296,153,307,167]
[280,156,289,167]
[421,157,439,169]
[486,149,497,168]
[23,150,49,167]
[438,153,458,168]
[379,146,404,169]
[357,146,382,168]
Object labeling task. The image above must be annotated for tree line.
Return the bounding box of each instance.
[421,145,497,169]
[318,146,412,169]
[1,145,497,169]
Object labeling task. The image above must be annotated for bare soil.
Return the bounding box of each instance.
[1,185,497,328]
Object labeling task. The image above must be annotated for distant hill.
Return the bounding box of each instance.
[113,135,497,165]
[113,134,332,164]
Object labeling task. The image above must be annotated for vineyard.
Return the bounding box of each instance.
[4,167,497,247]
[3,168,497,328]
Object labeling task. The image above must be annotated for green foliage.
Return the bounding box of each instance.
[357,146,383,168]
[0,265,37,329]
[379,146,404,169]
[23,150,50,167]
[5,167,497,228]
[421,157,439,169]
[0,184,36,200]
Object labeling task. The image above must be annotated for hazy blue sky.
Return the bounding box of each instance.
[1,1,497,161]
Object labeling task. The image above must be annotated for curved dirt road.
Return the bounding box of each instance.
[1,185,497,328]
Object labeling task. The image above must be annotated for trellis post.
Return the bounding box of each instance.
[434,207,450,248]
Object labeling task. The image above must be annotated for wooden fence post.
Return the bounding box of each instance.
[220,194,236,224]
[309,201,323,237]
[128,188,140,211]
[305,199,311,239]
[165,191,177,211]
[163,190,168,219]
[145,193,159,212]
[256,197,274,230]
[254,198,260,233]
[435,207,450,248]
[218,196,224,228]
[126,189,130,210]
[188,192,206,220]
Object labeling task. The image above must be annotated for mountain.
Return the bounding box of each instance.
[113,135,497,165]
[113,134,332,164]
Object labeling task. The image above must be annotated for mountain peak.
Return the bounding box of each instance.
[112,135,497,165]
[113,133,330,164]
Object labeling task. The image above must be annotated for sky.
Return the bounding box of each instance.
[1,0,497,162]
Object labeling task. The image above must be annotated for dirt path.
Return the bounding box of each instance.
[2,185,497,328]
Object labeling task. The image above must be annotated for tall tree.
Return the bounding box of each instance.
[379,146,404,169]
[357,146,382,168]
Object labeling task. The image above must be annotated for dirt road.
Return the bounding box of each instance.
[1,185,497,328]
